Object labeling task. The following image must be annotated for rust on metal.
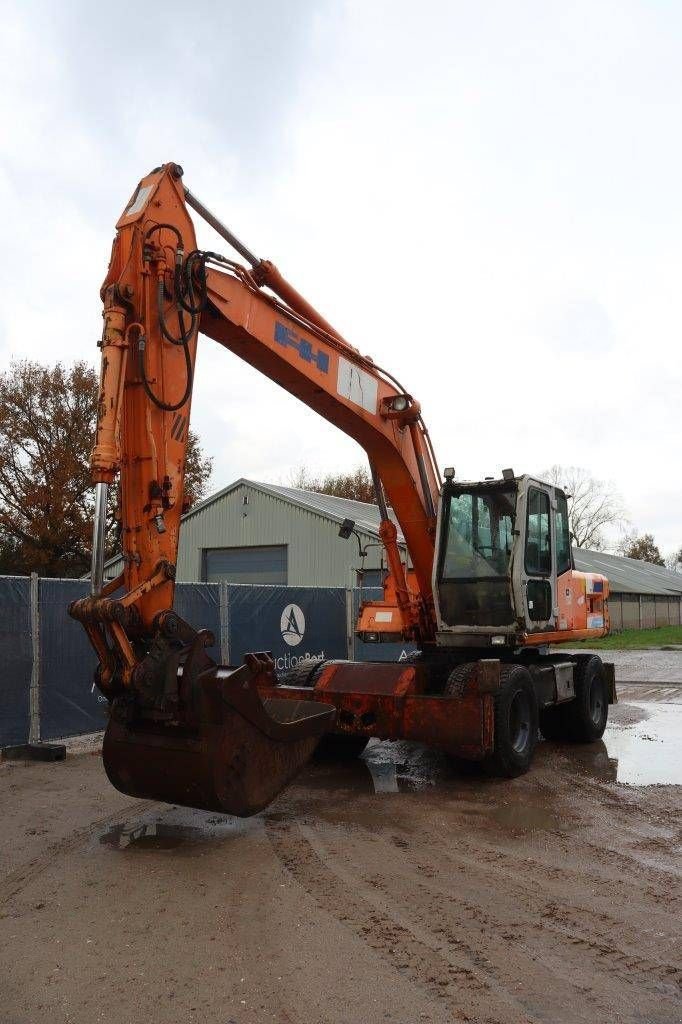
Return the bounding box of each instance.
[258,660,494,761]
[103,660,336,816]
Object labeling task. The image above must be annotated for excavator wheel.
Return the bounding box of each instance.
[563,655,609,742]
[444,662,478,699]
[483,664,538,778]
[539,656,608,743]
[280,659,370,761]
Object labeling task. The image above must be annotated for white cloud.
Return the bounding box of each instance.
[1,0,680,552]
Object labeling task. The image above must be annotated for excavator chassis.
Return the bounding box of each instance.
[258,657,496,761]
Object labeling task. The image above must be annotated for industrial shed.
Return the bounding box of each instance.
[104,480,682,628]
[105,480,407,588]
[573,548,682,630]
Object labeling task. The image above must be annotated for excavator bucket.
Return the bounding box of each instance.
[102,661,335,816]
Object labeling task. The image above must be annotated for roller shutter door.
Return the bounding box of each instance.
[203,545,287,584]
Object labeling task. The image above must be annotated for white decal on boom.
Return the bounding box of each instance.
[337,356,378,414]
[125,184,153,217]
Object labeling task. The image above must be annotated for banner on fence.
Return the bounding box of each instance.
[226,585,347,671]
[174,582,221,659]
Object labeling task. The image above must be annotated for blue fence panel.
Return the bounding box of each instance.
[174,582,221,659]
[39,579,107,740]
[0,577,32,745]
[2,577,422,746]
[352,587,418,663]
[227,585,347,671]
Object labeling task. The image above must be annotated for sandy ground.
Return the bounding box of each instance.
[1,687,681,1024]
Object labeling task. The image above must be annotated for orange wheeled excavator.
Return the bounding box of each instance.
[70,162,615,816]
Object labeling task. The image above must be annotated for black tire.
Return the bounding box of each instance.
[485,664,538,777]
[564,655,608,742]
[444,662,478,698]
[279,658,324,688]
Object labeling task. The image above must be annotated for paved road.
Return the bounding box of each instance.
[566,649,682,683]
[618,682,682,703]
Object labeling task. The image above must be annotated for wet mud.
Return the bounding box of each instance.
[1,691,680,1024]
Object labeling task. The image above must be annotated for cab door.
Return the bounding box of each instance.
[517,481,557,632]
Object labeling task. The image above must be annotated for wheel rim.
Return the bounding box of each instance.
[508,690,532,754]
[589,677,605,726]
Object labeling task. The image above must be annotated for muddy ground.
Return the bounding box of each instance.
[1,685,680,1024]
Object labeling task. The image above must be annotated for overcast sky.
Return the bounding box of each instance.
[1,1,680,554]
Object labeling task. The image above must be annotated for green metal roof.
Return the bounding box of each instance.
[572,548,682,596]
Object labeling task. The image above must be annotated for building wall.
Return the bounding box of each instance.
[609,592,681,632]
[174,483,382,585]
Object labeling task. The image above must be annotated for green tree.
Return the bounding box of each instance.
[618,532,665,566]
[183,428,213,507]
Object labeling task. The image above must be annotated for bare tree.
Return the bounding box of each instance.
[289,465,376,504]
[541,465,627,550]
[665,547,682,573]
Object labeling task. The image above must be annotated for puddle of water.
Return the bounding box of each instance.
[601,702,682,785]
[363,739,451,793]
[101,822,203,850]
[365,759,399,793]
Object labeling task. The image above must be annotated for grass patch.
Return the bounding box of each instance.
[569,625,682,650]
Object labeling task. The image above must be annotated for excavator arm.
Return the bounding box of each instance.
[88,162,439,648]
[69,162,445,815]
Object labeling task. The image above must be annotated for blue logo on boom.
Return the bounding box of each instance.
[274,322,329,373]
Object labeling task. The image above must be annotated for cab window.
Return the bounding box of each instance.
[525,488,551,575]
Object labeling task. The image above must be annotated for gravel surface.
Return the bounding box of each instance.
[1,695,680,1024]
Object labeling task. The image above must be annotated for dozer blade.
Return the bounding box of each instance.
[102,662,335,816]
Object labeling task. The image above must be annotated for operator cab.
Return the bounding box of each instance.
[433,471,577,648]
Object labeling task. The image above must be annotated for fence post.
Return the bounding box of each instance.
[29,572,40,744]
[638,594,643,630]
[345,588,354,661]
[219,581,230,664]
